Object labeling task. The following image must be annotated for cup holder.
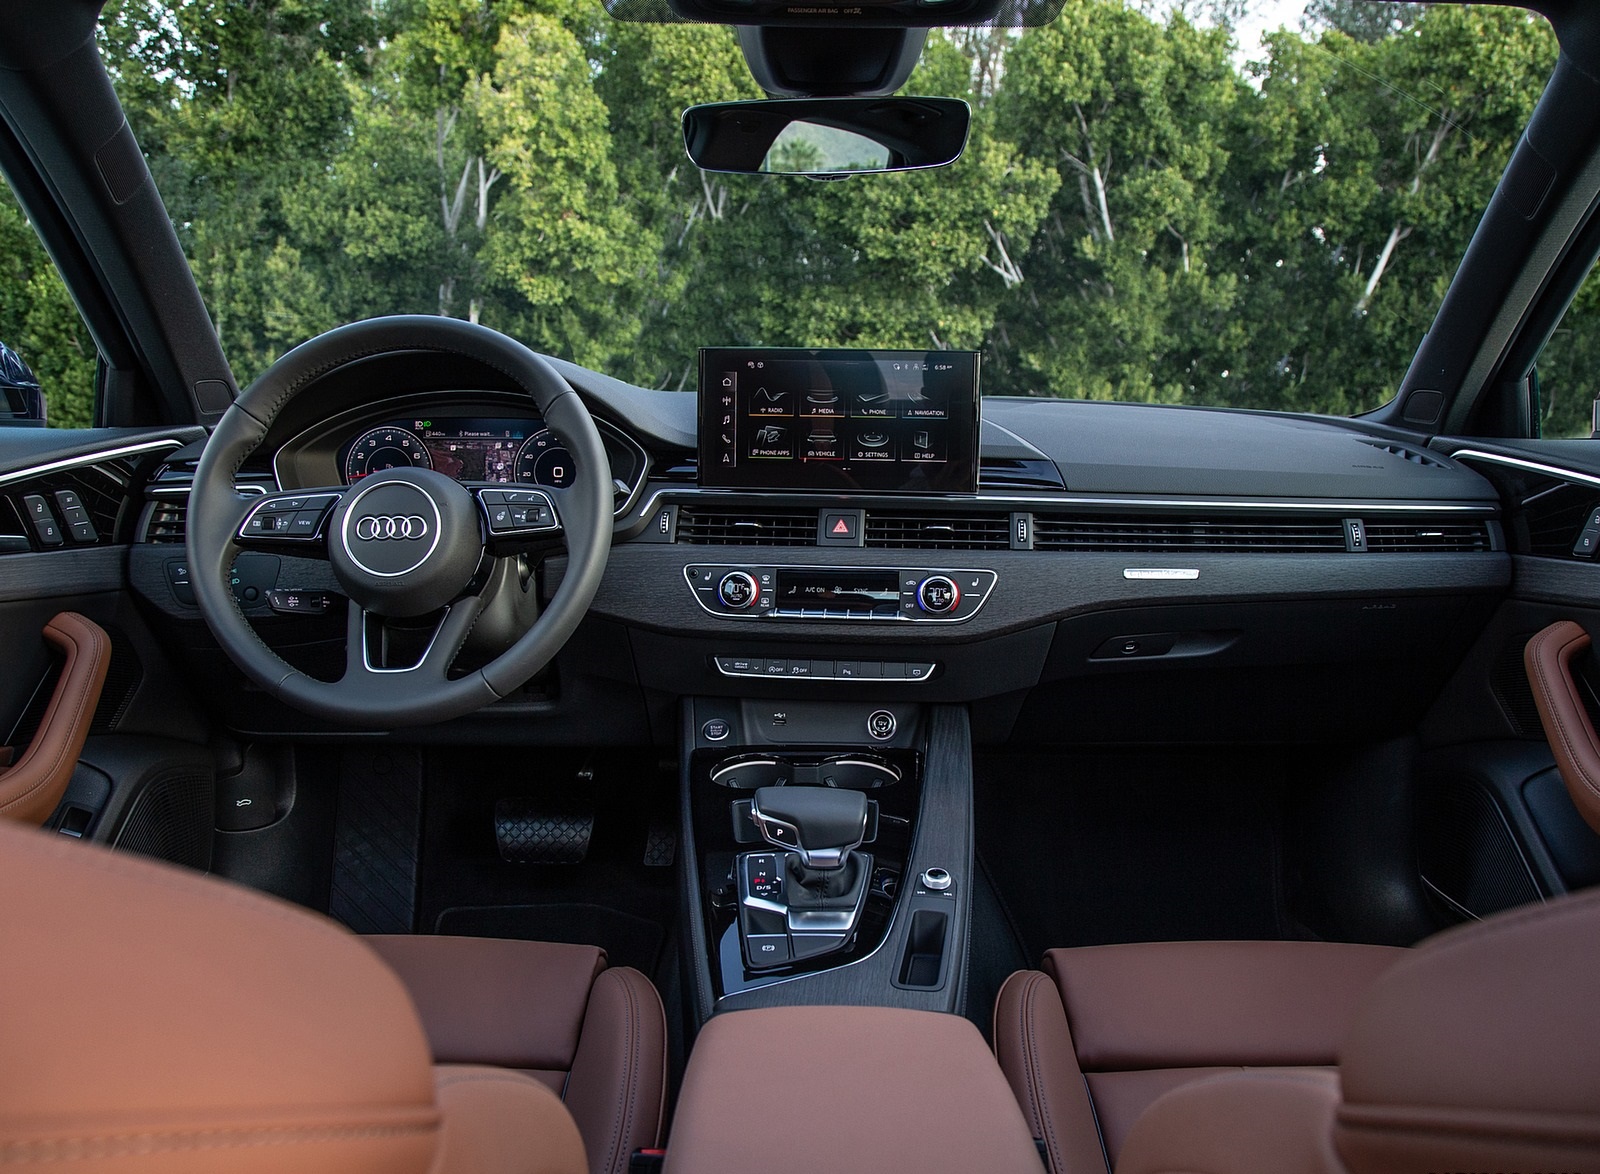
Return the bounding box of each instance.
[710,753,901,790]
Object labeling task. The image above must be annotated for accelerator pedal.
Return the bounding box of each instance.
[494,798,594,865]
[643,816,676,868]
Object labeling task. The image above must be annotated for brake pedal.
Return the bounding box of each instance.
[494,799,594,864]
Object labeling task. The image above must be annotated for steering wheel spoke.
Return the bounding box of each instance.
[235,489,346,553]
[344,597,485,684]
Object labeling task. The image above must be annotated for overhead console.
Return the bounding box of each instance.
[698,347,980,495]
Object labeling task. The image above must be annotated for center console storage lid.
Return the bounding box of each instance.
[664,1006,1042,1174]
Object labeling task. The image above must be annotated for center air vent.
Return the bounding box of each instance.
[677,506,816,546]
[1033,515,1348,553]
[1365,522,1490,552]
[864,511,1010,550]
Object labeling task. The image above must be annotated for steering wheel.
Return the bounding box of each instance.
[186,316,612,727]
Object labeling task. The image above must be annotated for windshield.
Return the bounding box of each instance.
[64,0,1572,425]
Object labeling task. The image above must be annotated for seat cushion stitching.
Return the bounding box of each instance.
[1022,972,1071,1174]
[601,972,639,1174]
[2,1121,434,1161]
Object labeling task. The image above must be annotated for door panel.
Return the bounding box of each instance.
[0,427,214,850]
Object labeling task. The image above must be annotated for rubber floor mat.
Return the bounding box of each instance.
[329,746,423,934]
[975,748,1293,960]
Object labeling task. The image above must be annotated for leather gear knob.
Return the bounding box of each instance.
[750,785,869,869]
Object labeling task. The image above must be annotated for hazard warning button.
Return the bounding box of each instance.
[818,510,864,547]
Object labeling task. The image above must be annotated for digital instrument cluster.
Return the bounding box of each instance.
[338,416,575,489]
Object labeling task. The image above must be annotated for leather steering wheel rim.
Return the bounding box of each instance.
[186,315,612,727]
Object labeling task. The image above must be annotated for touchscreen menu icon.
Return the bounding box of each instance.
[803,427,842,460]
[902,424,947,462]
[751,387,791,416]
[853,388,894,418]
[749,424,793,459]
[714,373,738,467]
[802,390,845,418]
[851,426,895,461]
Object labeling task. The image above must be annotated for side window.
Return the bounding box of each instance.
[1536,258,1600,438]
[0,180,98,427]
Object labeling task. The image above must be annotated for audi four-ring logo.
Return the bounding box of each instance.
[354,514,429,541]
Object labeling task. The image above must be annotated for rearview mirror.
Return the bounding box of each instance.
[682,97,970,177]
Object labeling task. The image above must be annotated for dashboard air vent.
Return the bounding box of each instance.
[1360,441,1449,469]
[143,500,187,544]
[864,511,1010,551]
[1364,521,1491,553]
[1033,514,1348,553]
[979,457,1066,491]
[677,506,816,546]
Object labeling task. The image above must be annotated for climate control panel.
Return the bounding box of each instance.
[683,563,997,623]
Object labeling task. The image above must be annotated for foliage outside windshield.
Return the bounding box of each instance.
[2,0,1593,432]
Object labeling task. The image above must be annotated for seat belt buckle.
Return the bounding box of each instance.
[629,1149,666,1173]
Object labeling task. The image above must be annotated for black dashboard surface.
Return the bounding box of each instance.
[116,354,1517,741]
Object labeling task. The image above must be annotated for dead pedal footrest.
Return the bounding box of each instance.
[494,799,594,864]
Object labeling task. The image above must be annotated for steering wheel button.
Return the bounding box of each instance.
[262,497,303,512]
[287,511,322,536]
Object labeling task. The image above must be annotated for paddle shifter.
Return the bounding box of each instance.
[737,786,874,971]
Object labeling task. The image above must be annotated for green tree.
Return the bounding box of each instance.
[989,2,1245,400]
[1303,0,1421,43]
[0,197,96,427]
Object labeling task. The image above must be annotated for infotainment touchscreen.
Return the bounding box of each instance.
[698,348,980,493]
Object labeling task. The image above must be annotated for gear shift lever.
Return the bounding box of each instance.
[737,787,874,971]
[749,786,868,869]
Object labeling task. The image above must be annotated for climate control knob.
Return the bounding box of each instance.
[916,575,961,615]
[718,571,760,609]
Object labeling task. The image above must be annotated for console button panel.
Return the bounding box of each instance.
[684,563,996,623]
[713,656,936,682]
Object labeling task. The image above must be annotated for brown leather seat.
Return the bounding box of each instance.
[367,935,667,1174]
[1115,889,1600,1173]
[0,818,664,1174]
[994,939,1405,1172]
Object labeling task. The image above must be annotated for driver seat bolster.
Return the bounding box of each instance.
[366,935,668,1174]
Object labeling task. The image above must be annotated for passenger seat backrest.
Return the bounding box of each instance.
[1333,887,1600,1173]
[1116,888,1600,1174]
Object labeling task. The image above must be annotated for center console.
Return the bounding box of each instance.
[664,1005,1042,1174]
[679,698,974,1021]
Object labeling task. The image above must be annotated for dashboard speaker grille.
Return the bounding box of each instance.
[677,506,816,546]
[1365,522,1491,552]
[1033,514,1347,553]
[864,511,1010,550]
